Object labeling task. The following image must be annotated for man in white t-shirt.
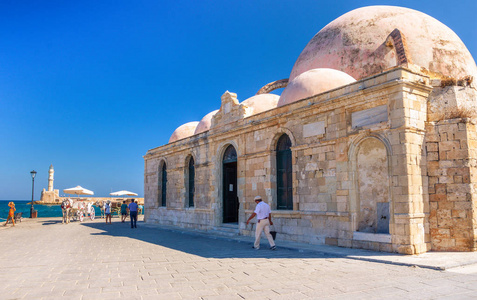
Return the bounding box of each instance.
[246,196,276,250]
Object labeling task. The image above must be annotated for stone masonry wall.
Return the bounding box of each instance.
[426,119,477,251]
[144,68,453,254]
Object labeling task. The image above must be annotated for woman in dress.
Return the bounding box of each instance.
[4,202,16,226]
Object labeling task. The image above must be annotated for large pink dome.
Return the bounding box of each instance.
[289,6,477,81]
[169,122,199,143]
[278,68,356,106]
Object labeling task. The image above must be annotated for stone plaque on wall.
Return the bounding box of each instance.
[352,105,387,129]
[303,121,325,138]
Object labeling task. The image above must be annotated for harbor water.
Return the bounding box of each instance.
[0,200,102,219]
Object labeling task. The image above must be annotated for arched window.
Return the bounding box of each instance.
[160,163,167,207]
[276,134,293,210]
[188,157,195,207]
[223,145,237,163]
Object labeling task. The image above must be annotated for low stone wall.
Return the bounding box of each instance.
[145,207,214,230]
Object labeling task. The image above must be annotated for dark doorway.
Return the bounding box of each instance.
[223,145,238,223]
[277,134,293,210]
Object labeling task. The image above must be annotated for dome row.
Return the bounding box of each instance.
[169,5,477,143]
[169,68,355,143]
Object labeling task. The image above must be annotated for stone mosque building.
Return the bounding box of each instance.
[144,6,477,254]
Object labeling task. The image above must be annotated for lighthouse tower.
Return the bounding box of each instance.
[48,164,54,191]
[41,164,60,203]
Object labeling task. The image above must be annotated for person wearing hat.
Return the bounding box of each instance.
[246,196,276,250]
[104,200,112,224]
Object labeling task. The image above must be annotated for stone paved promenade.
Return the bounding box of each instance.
[2,217,477,299]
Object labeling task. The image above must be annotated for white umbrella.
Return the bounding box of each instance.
[63,186,94,196]
[110,190,138,196]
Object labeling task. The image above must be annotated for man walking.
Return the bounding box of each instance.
[246,196,276,250]
[128,199,138,228]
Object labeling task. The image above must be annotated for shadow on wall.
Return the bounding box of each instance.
[77,221,398,260]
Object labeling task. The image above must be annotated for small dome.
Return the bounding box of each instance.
[241,94,279,116]
[290,6,477,81]
[278,68,356,106]
[169,121,199,143]
[194,110,219,135]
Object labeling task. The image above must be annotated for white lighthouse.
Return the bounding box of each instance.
[48,164,54,191]
[41,164,60,203]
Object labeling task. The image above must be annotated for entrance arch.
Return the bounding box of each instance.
[222,145,238,223]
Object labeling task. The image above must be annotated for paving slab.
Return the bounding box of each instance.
[144,222,477,270]
[2,217,477,299]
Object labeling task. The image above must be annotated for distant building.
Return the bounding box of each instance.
[41,164,60,203]
[143,6,477,254]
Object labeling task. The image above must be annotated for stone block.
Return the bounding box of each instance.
[447,168,468,176]
[436,210,454,228]
[434,183,446,194]
[455,238,472,250]
[338,239,352,248]
[430,228,451,238]
[336,202,347,212]
[336,189,349,196]
[438,176,454,184]
[336,195,347,203]
[439,141,461,152]
[426,143,438,152]
[434,238,456,249]
[426,133,440,142]
[427,165,443,176]
[451,228,472,239]
[446,183,471,195]
[454,201,472,210]
[437,202,454,210]
[429,176,438,186]
[438,150,448,160]
[429,194,446,202]
[447,150,469,160]
[397,244,415,255]
[325,237,338,246]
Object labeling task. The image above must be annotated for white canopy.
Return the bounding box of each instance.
[110,190,138,196]
[63,186,94,196]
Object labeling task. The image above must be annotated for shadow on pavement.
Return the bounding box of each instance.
[80,220,343,259]
[79,220,398,260]
[41,220,63,226]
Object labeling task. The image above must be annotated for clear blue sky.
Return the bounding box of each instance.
[1,0,476,200]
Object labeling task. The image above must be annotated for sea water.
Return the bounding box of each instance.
[0,200,102,219]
